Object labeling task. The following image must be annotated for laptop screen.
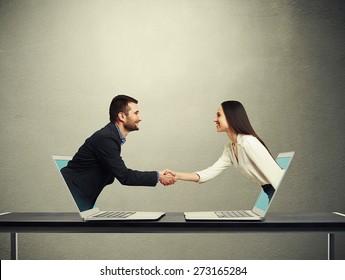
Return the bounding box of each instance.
[254,156,292,211]
[53,157,97,212]
[55,159,69,170]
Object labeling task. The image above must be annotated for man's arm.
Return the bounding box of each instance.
[94,135,159,186]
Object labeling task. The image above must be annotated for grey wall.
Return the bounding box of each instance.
[1,0,344,259]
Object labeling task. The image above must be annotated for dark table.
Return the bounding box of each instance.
[1,211,344,260]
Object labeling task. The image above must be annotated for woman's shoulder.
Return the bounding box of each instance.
[237,134,261,146]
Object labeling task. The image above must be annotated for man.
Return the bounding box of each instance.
[61,95,175,211]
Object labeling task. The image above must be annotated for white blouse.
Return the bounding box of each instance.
[196,134,284,188]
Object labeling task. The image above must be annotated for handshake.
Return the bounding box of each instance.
[159,169,177,186]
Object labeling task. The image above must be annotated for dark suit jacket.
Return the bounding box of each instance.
[61,122,157,210]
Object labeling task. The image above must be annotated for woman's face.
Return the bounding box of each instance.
[214,105,229,133]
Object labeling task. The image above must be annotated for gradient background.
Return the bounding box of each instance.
[1,0,344,259]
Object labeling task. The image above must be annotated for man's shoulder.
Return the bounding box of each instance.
[90,123,120,141]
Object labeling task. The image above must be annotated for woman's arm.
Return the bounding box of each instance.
[164,170,200,182]
[175,172,200,182]
[165,145,232,184]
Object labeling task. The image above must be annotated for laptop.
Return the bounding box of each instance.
[184,151,295,221]
[52,155,165,221]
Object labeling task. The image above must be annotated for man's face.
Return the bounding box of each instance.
[123,102,142,132]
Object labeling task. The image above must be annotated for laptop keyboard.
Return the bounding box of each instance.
[92,211,136,219]
[215,210,254,218]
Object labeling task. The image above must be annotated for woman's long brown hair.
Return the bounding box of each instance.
[221,101,270,152]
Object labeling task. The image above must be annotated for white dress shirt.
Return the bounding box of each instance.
[196,134,284,188]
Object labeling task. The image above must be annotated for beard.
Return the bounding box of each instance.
[124,122,139,132]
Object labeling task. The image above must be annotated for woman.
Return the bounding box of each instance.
[167,101,284,198]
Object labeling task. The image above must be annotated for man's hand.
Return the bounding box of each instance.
[159,170,176,186]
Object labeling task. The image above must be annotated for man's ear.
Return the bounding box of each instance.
[118,112,126,122]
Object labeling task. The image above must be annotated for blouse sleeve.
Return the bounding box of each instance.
[242,137,284,189]
[195,145,233,183]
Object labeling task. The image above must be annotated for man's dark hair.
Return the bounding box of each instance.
[109,95,138,122]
